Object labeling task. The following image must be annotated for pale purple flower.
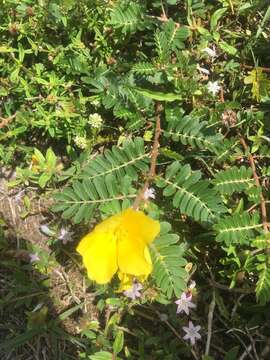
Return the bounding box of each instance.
[182,321,201,345]
[58,228,73,244]
[203,47,217,58]
[14,189,25,202]
[143,188,155,200]
[29,253,40,263]
[197,64,210,75]
[207,81,221,96]
[123,283,143,300]
[175,292,196,315]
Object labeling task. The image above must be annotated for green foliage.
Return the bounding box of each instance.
[151,222,187,298]
[110,3,145,34]
[2,1,270,359]
[9,148,60,188]
[52,174,136,223]
[155,19,190,62]
[79,137,149,182]
[212,166,254,195]
[156,161,226,223]
[165,108,222,151]
[214,212,262,245]
[134,88,182,102]
[256,262,270,304]
[244,68,270,101]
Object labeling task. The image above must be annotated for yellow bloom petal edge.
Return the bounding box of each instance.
[76,208,160,285]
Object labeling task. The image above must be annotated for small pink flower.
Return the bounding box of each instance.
[143,188,156,200]
[29,253,40,263]
[123,283,143,300]
[58,228,73,244]
[182,321,201,345]
[175,292,196,315]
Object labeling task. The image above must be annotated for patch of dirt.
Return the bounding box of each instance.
[0,168,53,251]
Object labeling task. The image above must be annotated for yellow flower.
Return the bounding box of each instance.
[76,208,160,285]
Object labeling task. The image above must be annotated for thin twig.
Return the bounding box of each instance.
[153,308,199,360]
[245,326,260,360]
[242,64,270,73]
[205,290,216,356]
[231,294,246,318]
[217,315,253,360]
[133,102,162,210]
[0,112,17,129]
[209,279,254,294]
[239,136,269,232]
[206,260,254,294]
[160,0,168,21]
[239,344,253,360]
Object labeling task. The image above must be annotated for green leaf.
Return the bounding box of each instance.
[244,68,270,101]
[156,162,226,223]
[33,148,45,163]
[210,7,228,31]
[219,41,238,56]
[134,88,182,102]
[213,166,253,195]
[165,108,222,151]
[110,3,144,34]
[113,330,124,355]
[90,351,120,360]
[46,148,57,168]
[151,222,187,298]
[214,212,261,245]
[38,173,51,188]
[256,262,270,304]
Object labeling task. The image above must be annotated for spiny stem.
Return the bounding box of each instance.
[239,136,269,233]
[133,102,162,210]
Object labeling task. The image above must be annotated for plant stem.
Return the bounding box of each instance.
[133,102,162,210]
[239,136,269,232]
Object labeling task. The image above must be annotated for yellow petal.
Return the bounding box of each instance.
[117,231,152,277]
[117,272,134,292]
[77,231,117,284]
[77,213,120,255]
[94,212,122,233]
[121,208,160,244]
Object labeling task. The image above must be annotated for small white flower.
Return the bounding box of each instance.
[29,253,40,263]
[175,292,196,315]
[197,64,210,75]
[74,136,87,149]
[143,188,156,200]
[182,321,201,346]
[207,81,221,96]
[123,283,143,300]
[91,99,100,107]
[203,47,217,58]
[189,280,196,290]
[88,113,103,129]
[59,228,73,244]
[40,224,55,237]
